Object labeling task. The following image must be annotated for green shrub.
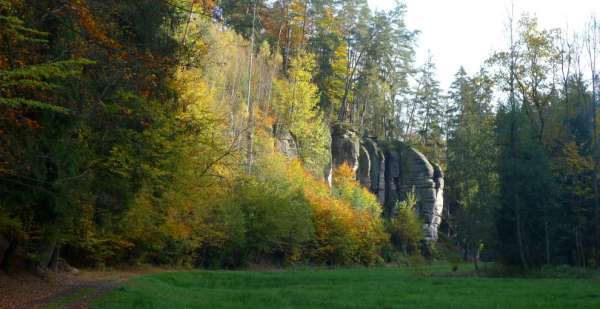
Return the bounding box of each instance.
[386,189,423,255]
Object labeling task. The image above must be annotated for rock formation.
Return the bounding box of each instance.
[331,125,360,173]
[274,130,299,159]
[275,125,445,241]
[331,127,444,241]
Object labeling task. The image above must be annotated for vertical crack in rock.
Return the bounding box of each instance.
[331,126,444,242]
[362,138,386,204]
[331,125,360,173]
[276,125,445,242]
[358,145,371,189]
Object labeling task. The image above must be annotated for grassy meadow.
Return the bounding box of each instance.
[91,265,600,308]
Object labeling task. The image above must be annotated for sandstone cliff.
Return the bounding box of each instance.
[275,126,444,241]
[331,127,444,241]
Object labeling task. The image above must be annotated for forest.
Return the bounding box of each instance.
[1,0,600,284]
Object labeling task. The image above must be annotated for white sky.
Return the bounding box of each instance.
[367,0,600,89]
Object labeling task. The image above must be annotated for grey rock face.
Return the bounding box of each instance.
[331,126,360,173]
[362,138,386,204]
[430,164,444,241]
[331,127,444,241]
[275,130,299,159]
[357,145,371,188]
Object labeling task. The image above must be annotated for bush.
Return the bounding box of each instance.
[302,163,387,265]
[386,189,423,255]
[225,156,389,266]
[231,176,315,265]
[333,164,382,214]
[62,141,390,268]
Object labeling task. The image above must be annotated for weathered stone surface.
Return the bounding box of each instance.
[430,164,444,240]
[331,127,444,241]
[275,130,299,159]
[358,145,371,188]
[57,258,80,274]
[331,126,361,173]
[362,138,386,204]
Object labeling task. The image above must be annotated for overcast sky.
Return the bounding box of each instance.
[367,0,600,89]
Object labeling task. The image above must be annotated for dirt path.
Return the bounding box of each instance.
[62,281,122,309]
[20,279,123,309]
[1,268,165,309]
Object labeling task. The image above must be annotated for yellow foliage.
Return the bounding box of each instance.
[334,162,355,179]
[334,163,382,215]
[325,43,349,116]
[122,186,165,251]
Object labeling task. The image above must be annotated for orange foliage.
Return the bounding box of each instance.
[66,0,178,101]
[273,157,387,265]
[68,0,122,50]
[334,162,355,179]
[198,0,217,13]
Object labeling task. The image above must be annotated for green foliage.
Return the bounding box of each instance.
[0,208,21,237]
[386,189,423,255]
[231,176,314,265]
[4,0,599,275]
[0,1,93,112]
[0,0,190,270]
[273,53,330,175]
[495,105,557,267]
[332,163,381,214]
[445,68,498,262]
[413,55,445,161]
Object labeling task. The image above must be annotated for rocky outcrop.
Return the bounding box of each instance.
[331,126,360,173]
[331,127,444,241]
[275,130,299,159]
[360,138,386,204]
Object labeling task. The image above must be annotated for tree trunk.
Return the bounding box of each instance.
[515,198,529,271]
[37,238,57,271]
[275,0,287,53]
[474,244,480,274]
[300,0,308,47]
[338,50,364,123]
[0,237,18,273]
[591,73,599,266]
[360,95,368,129]
[544,218,550,265]
[246,2,257,173]
[586,16,599,267]
[48,244,60,272]
[508,9,529,271]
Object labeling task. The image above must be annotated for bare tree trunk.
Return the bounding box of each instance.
[338,49,365,123]
[474,244,480,274]
[35,235,58,274]
[585,16,599,265]
[575,227,585,267]
[559,31,573,132]
[508,8,529,271]
[283,5,292,73]
[246,1,257,173]
[544,218,551,265]
[360,94,368,129]
[49,244,60,272]
[300,0,308,47]
[515,197,529,270]
[275,0,287,53]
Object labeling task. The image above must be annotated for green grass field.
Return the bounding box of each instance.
[92,265,600,308]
